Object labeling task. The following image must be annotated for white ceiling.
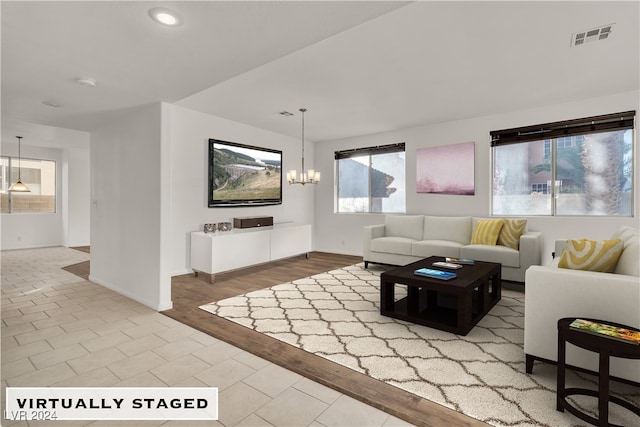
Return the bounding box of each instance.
[2,1,639,147]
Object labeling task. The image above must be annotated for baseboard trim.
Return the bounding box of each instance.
[88,274,173,312]
[171,268,193,277]
[312,247,361,257]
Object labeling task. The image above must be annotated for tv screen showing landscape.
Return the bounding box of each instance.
[208,139,282,207]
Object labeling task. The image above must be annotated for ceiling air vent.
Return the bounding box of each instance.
[571,24,613,47]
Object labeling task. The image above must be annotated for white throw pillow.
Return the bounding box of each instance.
[611,226,639,276]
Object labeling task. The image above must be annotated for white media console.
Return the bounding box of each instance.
[190,223,312,282]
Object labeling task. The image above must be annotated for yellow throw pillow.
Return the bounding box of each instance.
[471,219,504,246]
[497,219,527,249]
[558,239,623,273]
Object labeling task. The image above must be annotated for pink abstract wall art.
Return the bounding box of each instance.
[416,141,475,195]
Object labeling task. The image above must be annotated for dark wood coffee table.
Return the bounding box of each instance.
[380,256,501,335]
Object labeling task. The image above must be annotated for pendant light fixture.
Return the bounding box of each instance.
[287,108,320,185]
[9,136,31,192]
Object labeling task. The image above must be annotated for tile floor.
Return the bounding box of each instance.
[1,247,413,427]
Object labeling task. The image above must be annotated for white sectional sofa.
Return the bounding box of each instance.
[524,226,640,383]
[363,214,542,282]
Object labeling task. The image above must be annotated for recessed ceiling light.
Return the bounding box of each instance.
[76,77,97,87]
[148,7,183,27]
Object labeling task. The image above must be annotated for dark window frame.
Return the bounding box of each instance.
[335,143,406,213]
[491,111,635,216]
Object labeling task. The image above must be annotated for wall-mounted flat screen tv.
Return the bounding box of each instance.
[208,138,282,207]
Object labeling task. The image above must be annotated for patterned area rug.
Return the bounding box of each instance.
[200,264,639,426]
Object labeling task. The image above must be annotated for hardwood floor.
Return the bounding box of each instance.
[61,250,485,426]
[62,260,90,280]
[163,252,487,427]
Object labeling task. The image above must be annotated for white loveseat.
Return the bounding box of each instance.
[524,226,640,383]
[363,214,542,282]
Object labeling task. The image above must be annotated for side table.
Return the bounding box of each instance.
[557,317,640,427]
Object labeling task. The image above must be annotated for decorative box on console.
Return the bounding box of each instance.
[233,216,274,229]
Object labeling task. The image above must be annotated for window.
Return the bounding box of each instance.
[531,183,548,194]
[1,157,9,213]
[491,111,635,216]
[1,155,56,213]
[335,143,405,213]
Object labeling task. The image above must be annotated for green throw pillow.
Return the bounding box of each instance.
[558,239,623,273]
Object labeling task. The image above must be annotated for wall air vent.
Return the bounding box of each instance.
[571,24,613,47]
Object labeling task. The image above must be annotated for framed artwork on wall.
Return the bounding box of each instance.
[416,141,475,195]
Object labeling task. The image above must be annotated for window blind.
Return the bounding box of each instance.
[490,111,635,146]
[335,142,405,160]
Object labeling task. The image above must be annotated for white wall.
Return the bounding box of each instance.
[1,144,64,249]
[63,143,91,247]
[169,104,316,276]
[90,103,172,310]
[1,121,91,250]
[314,90,640,265]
